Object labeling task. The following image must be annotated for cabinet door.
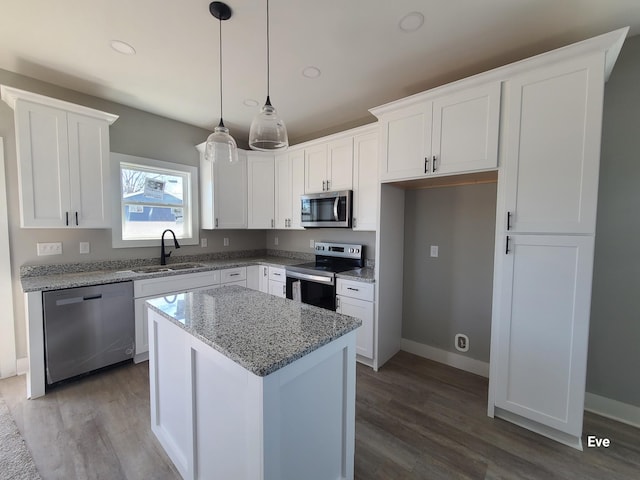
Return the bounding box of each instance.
[268,280,286,298]
[275,153,291,229]
[214,151,248,228]
[503,55,604,234]
[327,137,353,191]
[247,154,275,229]
[289,150,305,229]
[14,100,71,227]
[337,295,374,359]
[431,82,500,176]
[379,102,432,182]
[304,144,328,193]
[259,265,269,293]
[352,132,378,231]
[493,235,594,436]
[67,112,111,227]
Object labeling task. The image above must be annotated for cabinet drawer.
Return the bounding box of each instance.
[268,266,286,282]
[220,267,247,284]
[336,279,374,301]
[134,270,220,298]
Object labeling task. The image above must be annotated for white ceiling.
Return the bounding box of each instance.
[1,0,639,146]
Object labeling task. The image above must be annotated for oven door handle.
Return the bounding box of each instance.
[286,271,335,285]
[333,196,340,221]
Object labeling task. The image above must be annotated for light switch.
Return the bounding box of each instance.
[430,245,439,257]
[200,238,208,248]
[223,237,229,247]
[274,236,279,246]
[310,239,315,248]
[79,242,90,254]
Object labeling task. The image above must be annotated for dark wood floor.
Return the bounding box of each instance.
[1,351,638,479]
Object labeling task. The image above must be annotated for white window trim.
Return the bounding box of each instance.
[111,152,199,248]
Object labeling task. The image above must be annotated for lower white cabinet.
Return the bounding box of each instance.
[134,271,220,362]
[491,235,594,444]
[220,267,247,288]
[268,266,286,298]
[336,279,375,360]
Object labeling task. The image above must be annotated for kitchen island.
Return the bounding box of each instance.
[146,285,361,480]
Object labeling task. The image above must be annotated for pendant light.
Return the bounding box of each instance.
[249,0,289,151]
[204,2,238,163]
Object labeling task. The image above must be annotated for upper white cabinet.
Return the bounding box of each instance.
[199,147,248,229]
[275,148,304,229]
[1,86,118,228]
[352,129,379,231]
[247,153,275,229]
[374,81,501,182]
[502,56,603,235]
[304,137,353,193]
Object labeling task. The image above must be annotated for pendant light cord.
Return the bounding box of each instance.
[266,0,271,102]
[218,15,224,127]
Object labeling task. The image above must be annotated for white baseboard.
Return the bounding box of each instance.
[400,339,490,378]
[585,392,640,429]
[16,357,28,376]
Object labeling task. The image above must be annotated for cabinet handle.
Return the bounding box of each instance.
[263,267,267,277]
[230,273,240,277]
[327,179,330,190]
[287,218,291,227]
[271,219,274,228]
[65,211,69,226]
[433,155,438,172]
[353,218,357,228]
[322,180,326,191]
[336,296,340,309]
[507,211,512,231]
[215,218,218,228]
[282,284,286,296]
[273,272,281,276]
[347,287,360,292]
[505,236,511,255]
[75,211,79,226]
[424,157,429,174]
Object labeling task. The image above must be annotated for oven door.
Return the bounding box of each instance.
[286,271,336,311]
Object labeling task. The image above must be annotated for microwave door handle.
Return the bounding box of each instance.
[333,196,339,221]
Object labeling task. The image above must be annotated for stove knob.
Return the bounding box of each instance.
[355,248,360,253]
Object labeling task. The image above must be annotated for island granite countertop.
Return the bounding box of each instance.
[146,285,362,377]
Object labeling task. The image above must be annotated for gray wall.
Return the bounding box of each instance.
[265,229,376,261]
[402,183,497,362]
[587,35,640,407]
[0,68,265,358]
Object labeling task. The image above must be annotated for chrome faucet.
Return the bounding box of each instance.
[160,229,180,265]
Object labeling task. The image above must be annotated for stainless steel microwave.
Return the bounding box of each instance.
[301,190,352,228]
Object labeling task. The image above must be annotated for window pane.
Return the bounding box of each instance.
[121,167,184,206]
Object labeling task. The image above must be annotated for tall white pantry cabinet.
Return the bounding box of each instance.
[372,28,628,450]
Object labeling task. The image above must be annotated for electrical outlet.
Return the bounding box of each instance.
[310,239,315,248]
[79,242,90,254]
[200,238,208,248]
[223,237,229,247]
[274,236,279,246]
[455,334,469,352]
[430,245,439,257]
[37,242,62,256]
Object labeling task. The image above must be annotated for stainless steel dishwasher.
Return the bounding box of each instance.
[43,281,135,385]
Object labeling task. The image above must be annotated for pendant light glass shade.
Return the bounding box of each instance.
[249,0,288,151]
[205,2,238,163]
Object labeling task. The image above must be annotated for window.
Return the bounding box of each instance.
[111,153,199,248]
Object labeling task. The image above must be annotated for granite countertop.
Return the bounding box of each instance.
[20,253,375,292]
[146,285,362,377]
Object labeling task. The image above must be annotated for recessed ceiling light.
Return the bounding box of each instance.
[110,40,136,55]
[399,12,424,33]
[243,99,259,107]
[302,66,321,79]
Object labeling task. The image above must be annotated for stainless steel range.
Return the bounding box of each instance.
[285,242,364,311]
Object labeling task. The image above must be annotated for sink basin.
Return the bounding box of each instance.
[131,263,204,274]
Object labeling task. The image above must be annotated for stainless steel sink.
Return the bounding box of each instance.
[131,263,204,274]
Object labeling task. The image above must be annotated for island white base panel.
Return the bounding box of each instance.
[148,309,356,480]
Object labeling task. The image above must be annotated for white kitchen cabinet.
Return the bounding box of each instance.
[1,86,117,228]
[199,147,248,229]
[493,234,594,439]
[502,56,603,235]
[247,153,275,229]
[352,130,379,231]
[220,267,247,287]
[275,149,304,229]
[268,266,286,298]
[304,138,353,193]
[336,278,375,360]
[375,81,500,182]
[133,270,220,362]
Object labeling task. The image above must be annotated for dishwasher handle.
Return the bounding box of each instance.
[55,294,103,306]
